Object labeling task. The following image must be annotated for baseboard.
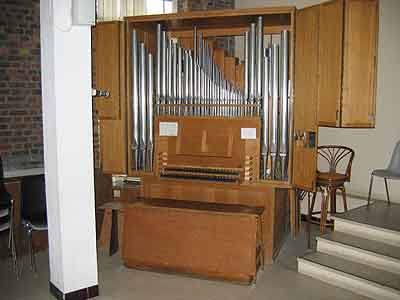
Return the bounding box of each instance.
[49,282,99,300]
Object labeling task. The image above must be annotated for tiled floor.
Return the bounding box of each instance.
[0,224,370,300]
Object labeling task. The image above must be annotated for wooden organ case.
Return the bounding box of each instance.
[93,2,379,283]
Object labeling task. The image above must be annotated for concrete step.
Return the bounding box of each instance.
[317,232,400,274]
[298,252,400,300]
[334,216,400,247]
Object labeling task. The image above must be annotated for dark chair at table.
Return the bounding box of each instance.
[0,156,18,278]
[308,145,355,233]
[20,174,47,274]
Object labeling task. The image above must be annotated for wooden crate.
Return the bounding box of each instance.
[122,199,264,283]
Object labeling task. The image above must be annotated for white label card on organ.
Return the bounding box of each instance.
[159,122,178,136]
[241,128,257,140]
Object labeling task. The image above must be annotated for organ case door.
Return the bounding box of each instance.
[292,5,320,192]
[317,0,344,127]
[94,21,128,174]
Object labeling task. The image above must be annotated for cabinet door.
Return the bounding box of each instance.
[96,22,128,174]
[293,6,319,191]
[317,0,344,127]
[341,0,378,127]
[95,22,121,120]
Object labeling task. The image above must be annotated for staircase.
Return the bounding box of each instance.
[298,202,400,300]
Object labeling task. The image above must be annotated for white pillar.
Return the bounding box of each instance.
[40,0,98,298]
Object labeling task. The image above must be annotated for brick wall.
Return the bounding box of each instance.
[178,0,234,11]
[0,0,43,165]
[0,0,100,168]
[177,0,236,56]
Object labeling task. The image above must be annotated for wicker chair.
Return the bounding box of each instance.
[308,145,355,233]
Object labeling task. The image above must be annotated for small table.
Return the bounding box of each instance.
[98,198,140,256]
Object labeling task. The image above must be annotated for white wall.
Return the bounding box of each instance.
[236,0,400,203]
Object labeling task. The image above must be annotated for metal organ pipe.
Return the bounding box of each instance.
[261,55,270,179]
[280,30,290,180]
[167,39,172,115]
[189,52,194,115]
[131,30,140,170]
[161,31,167,114]
[193,26,197,62]
[244,31,249,102]
[256,16,263,100]
[193,30,198,116]
[147,53,154,171]
[184,50,189,115]
[171,42,177,115]
[139,42,147,170]
[156,24,161,108]
[177,46,182,116]
[249,23,256,107]
[199,33,204,115]
[271,43,280,180]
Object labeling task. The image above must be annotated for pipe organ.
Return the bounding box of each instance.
[128,17,292,183]
[94,1,378,282]
[94,8,299,276]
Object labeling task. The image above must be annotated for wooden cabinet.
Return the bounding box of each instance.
[95,22,122,120]
[317,0,343,127]
[341,0,379,127]
[94,22,128,174]
[316,0,379,128]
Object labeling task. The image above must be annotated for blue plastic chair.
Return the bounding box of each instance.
[368,140,400,205]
